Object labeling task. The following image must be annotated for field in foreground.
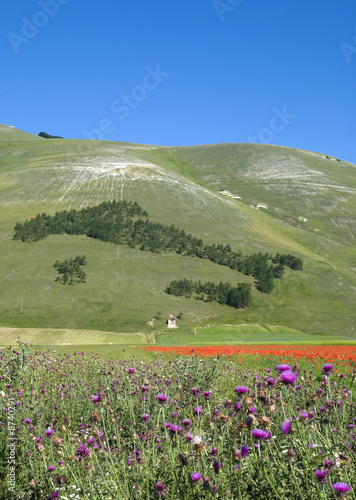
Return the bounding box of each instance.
[0,327,151,347]
[1,325,356,349]
[0,341,355,499]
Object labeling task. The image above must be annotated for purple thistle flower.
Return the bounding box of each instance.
[95,430,105,442]
[251,429,270,440]
[266,377,276,386]
[322,363,334,375]
[25,419,32,424]
[235,386,249,394]
[241,445,249,457]
[314,469,328,484]
[156,394,168,405]
[235,402,242,411]
[323,458,333,469]
[128,367,135,374]
[169,424,182,435]
[76,443,91,459]
[332,482,351,494]
[45,428,55,438]
[194,406,202,415]
[212,461,222,472]
[191,387,200,397]
[191,472,202,483]
[281,420,292,434]
[182,418,192,429]
[276,364,291,372]
[98,392,105,401]
[154,481,167,497]
[211,446,218,456]
[300,411,308,420]
[280,370,297,385]
[203,391,211,400]
[308,410,315,419]
[48,466,56,472]
[185,433,193,443]
[142,413,150,422]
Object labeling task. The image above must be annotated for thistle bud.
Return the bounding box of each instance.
[260,416,270,427]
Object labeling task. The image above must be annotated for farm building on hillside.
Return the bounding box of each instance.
[167,314,178,328]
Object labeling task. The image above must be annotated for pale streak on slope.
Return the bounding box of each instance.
[45,158,235,211]
[0,153,241,229]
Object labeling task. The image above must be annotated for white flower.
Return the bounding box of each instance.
[192,435,202,445]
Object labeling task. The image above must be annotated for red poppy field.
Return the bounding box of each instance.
[144,344,356,364]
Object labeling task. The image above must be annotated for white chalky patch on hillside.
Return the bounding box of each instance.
[240,154,324,180]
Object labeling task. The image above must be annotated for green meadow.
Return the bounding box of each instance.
[1,124,356,343]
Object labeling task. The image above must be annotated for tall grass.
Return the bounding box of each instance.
[0,341,355,499]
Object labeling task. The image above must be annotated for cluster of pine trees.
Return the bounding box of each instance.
[38,132,63,139]
[13,201,146,243]
[14,200,303,294]
[166,279,251,309]
[54,255,87,285]
[272,253,303,270]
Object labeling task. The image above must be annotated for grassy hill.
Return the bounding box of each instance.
[0,124,355,338]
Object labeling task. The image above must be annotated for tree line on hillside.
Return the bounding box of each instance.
[38,132,63,139]
[166,279,251,309]
[13,199,303,294]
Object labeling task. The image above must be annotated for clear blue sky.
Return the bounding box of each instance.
[1,0,355,163]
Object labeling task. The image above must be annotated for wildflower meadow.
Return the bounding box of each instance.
[1,340,355,499]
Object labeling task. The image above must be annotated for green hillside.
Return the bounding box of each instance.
[0,124,355,338]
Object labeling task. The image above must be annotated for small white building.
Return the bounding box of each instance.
[167,314,178,328]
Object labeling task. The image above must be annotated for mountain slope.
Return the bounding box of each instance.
[0,124,355,336]
[136,143,356,247]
